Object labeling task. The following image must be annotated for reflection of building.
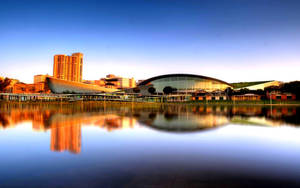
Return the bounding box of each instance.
[1,104,300,159]
[0,110,51,130]
[137,111,229,132]
[50,125,81,154]
[137,74,232,95]
[96,116,136,131]
[53,53,83,82]
[231,106,263,116]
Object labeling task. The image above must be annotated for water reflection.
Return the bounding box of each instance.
[0,103,299,154]
[1,103,300,187]
[51,124,81,154]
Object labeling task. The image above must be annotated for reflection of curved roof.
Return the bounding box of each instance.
[138,74,232,87]
[143,122,227,133]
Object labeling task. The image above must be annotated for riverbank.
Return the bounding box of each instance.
[1,93,299,106]
[1,100,300,106]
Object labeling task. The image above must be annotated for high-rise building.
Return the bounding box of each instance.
[53,53,83,82]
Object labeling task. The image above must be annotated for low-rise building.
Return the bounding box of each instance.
[192,93,228,101]
[267,91,296,101]
[33,74,50,93]
[5,83,35,93]
[232,94,261,101]
[104,74,136,89]
[34,74,49,84]
[82,75,136,90]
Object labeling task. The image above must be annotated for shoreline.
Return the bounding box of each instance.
[1,100,300,106]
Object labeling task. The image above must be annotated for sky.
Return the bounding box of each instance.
[0,0,299,83]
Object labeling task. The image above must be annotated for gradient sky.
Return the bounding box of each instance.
[0,0,299,83]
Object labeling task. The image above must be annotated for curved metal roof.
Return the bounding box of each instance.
[138,74,232,87]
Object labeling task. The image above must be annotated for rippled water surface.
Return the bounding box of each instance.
[0,103,300,187]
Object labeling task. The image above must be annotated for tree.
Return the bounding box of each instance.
[148,87,156,94]
[239,88,250,95]
[0,78,11,92]
[133,87,140,93]
[265,81,300,100]
[281,81,300,100]
[225,87,233,99]
[163,86,173,95]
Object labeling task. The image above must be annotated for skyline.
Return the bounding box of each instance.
[1,0,300,83]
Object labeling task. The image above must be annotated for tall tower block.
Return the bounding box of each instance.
[53,53,83,82]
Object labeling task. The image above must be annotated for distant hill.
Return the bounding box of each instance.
[230,81,273,89]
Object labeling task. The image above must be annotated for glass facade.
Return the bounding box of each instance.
[144,75,231,93]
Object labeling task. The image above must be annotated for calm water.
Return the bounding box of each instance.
[0,103,300,188]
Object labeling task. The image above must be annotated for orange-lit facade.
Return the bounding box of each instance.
[104,74,136,89]
[53,53,83,82]
[34,74,48,84]
[232,94,261,101]
[51,125,81,154]
[267,91,296,101]
[82,74,136,89]
[4,83,35,93]
[4,82,50,94]
[33,74,50,93]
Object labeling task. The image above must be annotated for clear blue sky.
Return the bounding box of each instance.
[0,0,299,83]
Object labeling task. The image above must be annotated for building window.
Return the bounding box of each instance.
[276,96,281,100]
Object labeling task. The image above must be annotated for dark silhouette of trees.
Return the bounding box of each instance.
[0,113,9,128]
[148,87,156,94]
[0,78,11,92]
[281,81,300,99]
[164,112,178,121]
[225,87,233,99]
[265,81,300,100]
[239,88,250,95]
[163,86,178,95]
[133,87,140,93]
[163,86,175,95]
[264,85,280,92]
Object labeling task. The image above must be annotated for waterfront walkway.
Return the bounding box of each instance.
[0,93,191,103]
